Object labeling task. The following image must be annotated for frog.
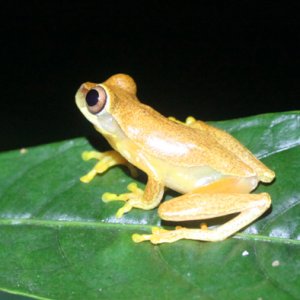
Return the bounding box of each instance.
[75,73,275,244]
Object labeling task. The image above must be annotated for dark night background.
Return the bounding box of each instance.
[1,1,299,152]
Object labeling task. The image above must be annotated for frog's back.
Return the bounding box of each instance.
[114,102,256,178]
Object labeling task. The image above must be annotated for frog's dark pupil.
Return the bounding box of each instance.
[86,89,99,106]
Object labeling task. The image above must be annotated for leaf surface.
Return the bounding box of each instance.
[0,111,299,300]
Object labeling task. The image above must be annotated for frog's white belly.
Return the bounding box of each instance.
[149,156,224,194]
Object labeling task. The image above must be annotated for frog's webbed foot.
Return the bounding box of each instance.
[132,224,208,244]
[80,150,137,183]
[132,227,169,243]
[102,182,144,218]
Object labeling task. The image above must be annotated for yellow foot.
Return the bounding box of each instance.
[132,225,210,244]
[185,116,196,125]
[168,116,196,126]
[132,227,169,243]
[79,150,138,183]
[102,182,144,218]
[80,170,97,183]
[132,226,186,244]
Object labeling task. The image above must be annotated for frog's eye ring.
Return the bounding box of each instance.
[85,86,107,114]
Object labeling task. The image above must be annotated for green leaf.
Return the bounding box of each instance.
[0,111,299,300]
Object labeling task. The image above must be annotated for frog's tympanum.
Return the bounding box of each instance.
[75,74,275,244]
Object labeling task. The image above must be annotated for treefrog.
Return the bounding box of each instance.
[75,74,275,244]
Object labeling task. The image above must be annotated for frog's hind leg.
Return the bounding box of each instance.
[132,177,271,244]
[80,150,137,183]
[183,117,275,183]
[133,192,271,244]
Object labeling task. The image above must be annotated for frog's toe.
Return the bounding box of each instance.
[185,116,196,125]
[80,170,97,183]
[168,116,184,124]
[127,182,143,194]
[102,192,129,202]
[168,116,196,126]
[81,151,93,161]
[132,227,171,244]
[116,203,133,218]
[102,182,144,217]
[132,233,151,243]
[102,182,143,202]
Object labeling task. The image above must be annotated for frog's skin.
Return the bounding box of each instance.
[75,74,275,244]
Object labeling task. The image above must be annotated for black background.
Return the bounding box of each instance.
[1,1,299,152]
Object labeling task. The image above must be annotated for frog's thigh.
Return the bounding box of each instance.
[158,177,258,221]
[158,192,269,221]
[155,192,271,243]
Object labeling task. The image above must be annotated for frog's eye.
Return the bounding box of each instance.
[85,86,107,114]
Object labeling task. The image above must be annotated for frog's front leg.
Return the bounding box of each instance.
[80,150,137,183]
[133,190,271,244]
[103,177,165,218]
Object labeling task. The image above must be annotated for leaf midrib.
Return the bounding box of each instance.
[1,218,299,245]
